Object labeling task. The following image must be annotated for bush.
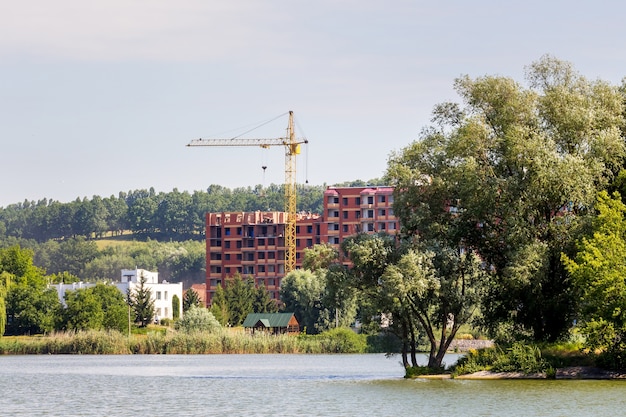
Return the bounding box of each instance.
[317,327,368,353]
[175,306,221,333]
[452,343,551,376]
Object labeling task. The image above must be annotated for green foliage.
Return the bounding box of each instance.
[342,233,486,370]
[0,272,9,336]
[453,343,551,376]
[183,288,202,312]
[386,56,625,342]
[253,285,279,313]
[63,289,105,331]
[129,273,155,327]
[5,284,61,335]
[175,305,221,333]
[317,327,367,353]
[563,191,626,356]
[172,294,180,319]
[280,269,325,334]
[210,274,276,326]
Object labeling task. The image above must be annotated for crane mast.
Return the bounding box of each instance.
[187,111,306,273]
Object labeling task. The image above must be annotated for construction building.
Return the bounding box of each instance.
[204,186,398,306]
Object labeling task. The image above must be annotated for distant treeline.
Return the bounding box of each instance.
[0,182,383,243]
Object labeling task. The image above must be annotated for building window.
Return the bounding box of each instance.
[225,254,231,260]
[296,226,300,233]
[378,195,386,203]
[237,227,242,235]
[367,223,375,232]
[379,222,386,230]
[156,291,161,300]
[258,238,265,245]
[236,241,242,248]
[268,265,275,273]
[258,252,265,259]
[307,225,313,233]
[342,197,348,205]
[343,224,349,233]
[306,238,313,247]
[237,254,242,260]
[356,197,361,205]
[225,241,230,249]
[268,238,275,245]
[164,308,168,317]
[164,291,168,300]
[225,228,231,236]
[268,252,276,259]
[225,267,231,274]
[368,196,374,204]
[378,209,386,216]
[343,211,349,219]
[258,265,265,273]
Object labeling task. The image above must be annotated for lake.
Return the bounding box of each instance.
[1,354,625,416]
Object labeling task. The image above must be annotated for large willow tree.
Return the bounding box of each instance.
[386,56,625,342]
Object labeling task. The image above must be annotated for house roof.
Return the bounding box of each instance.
[243,313,296,328]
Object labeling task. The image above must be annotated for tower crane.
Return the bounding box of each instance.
[187,111,308,273]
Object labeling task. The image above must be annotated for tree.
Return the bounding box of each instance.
[5,284,60,335]
[280,269,326,334]
[175,305,221,333]
[303,243,358,330]
[129,273,155,327]
[183,288,202,312]
[172,294,181,320]
[386,56,625,342]
[563,191,626,360]
[253,285,278,314]
[0,272,9,336]
[342,233,486,369]
[91,283,129,333]
[224,275,255,326]
[63,289,105,331]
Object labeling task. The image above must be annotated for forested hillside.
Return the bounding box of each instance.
[0,180,380,285]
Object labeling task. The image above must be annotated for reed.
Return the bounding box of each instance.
[0,328,390,355]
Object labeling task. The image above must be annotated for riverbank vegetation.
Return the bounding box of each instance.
[0,327,398,355]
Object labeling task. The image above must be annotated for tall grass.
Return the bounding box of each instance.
[0,327,392,355]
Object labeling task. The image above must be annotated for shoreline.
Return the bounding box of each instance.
[418,366,626,380]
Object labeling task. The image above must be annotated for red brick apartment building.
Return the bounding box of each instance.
[204,186,398,306]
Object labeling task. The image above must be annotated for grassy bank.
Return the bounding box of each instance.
[0,328,399,355]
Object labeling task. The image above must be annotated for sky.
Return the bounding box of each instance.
[1,0,625,207]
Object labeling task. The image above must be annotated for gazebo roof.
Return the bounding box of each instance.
[243,313,297,328]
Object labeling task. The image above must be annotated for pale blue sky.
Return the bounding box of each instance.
[1,0,624,207]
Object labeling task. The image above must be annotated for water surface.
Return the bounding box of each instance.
[1,354,624,416]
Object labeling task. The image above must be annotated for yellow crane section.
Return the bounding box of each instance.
[187,111,307,273]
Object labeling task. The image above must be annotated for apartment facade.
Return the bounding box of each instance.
[204,186,398,306]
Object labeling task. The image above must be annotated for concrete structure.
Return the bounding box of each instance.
[205,186,399,306]
[51,268,183,321]
[118,268,183,321]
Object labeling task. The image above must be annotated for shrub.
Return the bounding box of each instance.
[175,306,221,333]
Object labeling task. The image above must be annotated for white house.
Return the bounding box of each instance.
[116,268,183,321]
[50,268,183,322]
